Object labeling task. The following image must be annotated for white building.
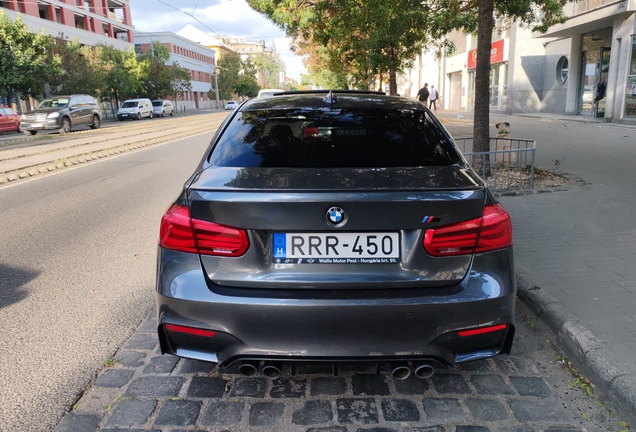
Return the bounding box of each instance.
[133,31,217,110]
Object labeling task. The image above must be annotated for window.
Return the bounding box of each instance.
[209,108,461,168]
[556,56,569,85]
[625,37,636,118]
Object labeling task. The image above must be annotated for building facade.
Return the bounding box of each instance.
[133,31,217,110]
[0,0,133,49]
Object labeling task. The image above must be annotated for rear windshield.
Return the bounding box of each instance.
[209,108,461,168]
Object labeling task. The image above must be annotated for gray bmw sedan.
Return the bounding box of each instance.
[156,90,515,379]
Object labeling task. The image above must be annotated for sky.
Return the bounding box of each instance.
[129,0,308,81]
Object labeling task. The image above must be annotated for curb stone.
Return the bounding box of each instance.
[516,270,636,425]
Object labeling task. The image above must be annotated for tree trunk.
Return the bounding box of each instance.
[473,0,494,155]
[379,70,383,92]
[389,69,397,96]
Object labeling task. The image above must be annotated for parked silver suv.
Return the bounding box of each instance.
[21,95,101,135]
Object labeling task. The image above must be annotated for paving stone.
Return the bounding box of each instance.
[306,428,347,432]
[509,376,553,397]
[105,399,157,427]
[470,375,514,395]
[336,398,379,424]
[137,319,157,332]
[542,428,585,432]
[180,359,216,374]
[143,355,179,374]
[430,374,472,394]
[199,401,244,426]
[311,377,347,396]
[458,360,494,372]
[270,377,307,398]
[507,399,571,422]
[292,400,333,425]
[380,399,420,422]
[422,398,464,422]
[351,374,390,396]
[123,333,158,350]
[229,377,268,398]
[403,427,446,432]
[187,376,227,398]
[455,427,492,432]
[153,399,202,426]
[101,429,160,432]
[53,413,100,432]
[495,427,535,432]
[94,369,134,388]
[354,428,398,432]
[124,376,184,397]
[394,375,429,395]
[248,402,285,426]
[72,386,120,415]
[494,356,536,374]
[464,398,509,421]
[114,351,145,367]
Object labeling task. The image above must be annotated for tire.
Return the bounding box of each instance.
[90,115,100,129]
[149,111,153,119]
[17,123,22,134]
[24,130,36,136]
[170,110,174,116]
[161,110,165,117]
[118,118,124,121]
[59,118,71,134]
[136,113,141,120]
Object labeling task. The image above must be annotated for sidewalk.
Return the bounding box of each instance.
[3,108,636,426]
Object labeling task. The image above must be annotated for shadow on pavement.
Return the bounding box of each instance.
[0,263,38,309]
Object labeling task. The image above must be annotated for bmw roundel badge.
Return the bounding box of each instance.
[327,206,345,225]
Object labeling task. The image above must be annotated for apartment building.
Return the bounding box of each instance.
[0,0,133,49]
[133,31,217,110]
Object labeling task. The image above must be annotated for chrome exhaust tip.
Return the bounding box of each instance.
[413,362,434,379]
[238,360,259,377]
[390,362,412,380]
[261,361,283,380]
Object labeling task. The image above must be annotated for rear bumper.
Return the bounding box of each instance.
[156,248,515,367]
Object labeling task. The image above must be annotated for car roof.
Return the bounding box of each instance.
[242,90,422,111]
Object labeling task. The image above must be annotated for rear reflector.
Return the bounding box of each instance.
[165,324,216,337]
[458,323,508,337]
[423,203,512,256]
[159,204,249,257]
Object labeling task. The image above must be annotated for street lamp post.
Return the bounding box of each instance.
[213,66,220,110]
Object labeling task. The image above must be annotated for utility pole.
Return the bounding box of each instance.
[213,66,220,110]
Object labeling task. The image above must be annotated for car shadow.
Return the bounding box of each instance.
[0,263,38,309]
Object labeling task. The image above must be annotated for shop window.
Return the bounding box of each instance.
[556,56,569,84]
[625,37,636,118]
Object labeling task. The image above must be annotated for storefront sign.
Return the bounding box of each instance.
[467,39,505,69]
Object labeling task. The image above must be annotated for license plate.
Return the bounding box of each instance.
[273,232,399,264]
[31,123,42,127]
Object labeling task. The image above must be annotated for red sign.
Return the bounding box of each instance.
[467,39,505,69]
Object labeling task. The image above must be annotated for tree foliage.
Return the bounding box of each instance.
[216,53,260,100]
[171,62,192,111]
[247,0,568,151]
[48,39,104,97]
[0,11,62,106]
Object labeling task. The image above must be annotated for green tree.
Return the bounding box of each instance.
[171,62,192,112]
[252,53,280,88]
[48,39,104,98]
[0,11,62,107]
[99,44,142,108]
[217,53,242,101]
[138,42,174,100]
[235,75,260,98]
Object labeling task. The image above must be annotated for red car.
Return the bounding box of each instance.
[0,106,21,133]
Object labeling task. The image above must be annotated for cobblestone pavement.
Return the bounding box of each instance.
[54,300,627,432]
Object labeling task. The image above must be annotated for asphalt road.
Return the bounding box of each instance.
[0,129,215,432]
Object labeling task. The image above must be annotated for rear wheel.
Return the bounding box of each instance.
[24,130,36,136]
[90,115,100,129]
[59,118,71,134]
[149,111,153,119]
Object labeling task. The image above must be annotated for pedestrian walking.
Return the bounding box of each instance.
[429,85,438,111]
[417,83,429,105]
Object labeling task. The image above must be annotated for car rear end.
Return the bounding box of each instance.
[156,91,515,376]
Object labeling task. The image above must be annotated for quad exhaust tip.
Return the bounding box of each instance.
[413,362,435,379]
[237,360,259,377]
[261,361,283,380]
[391,362,412,380]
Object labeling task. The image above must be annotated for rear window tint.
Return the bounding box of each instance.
[209,108,461,168]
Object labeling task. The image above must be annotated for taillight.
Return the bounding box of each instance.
[423,203,512,256]
[458,323,507,337]
[159,204,249,257]
[165,324,216,337]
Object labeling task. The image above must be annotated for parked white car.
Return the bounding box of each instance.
[225,101,237,110]
[152,100,174,117]
[117,98,153,121]
[257,89,285,98]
